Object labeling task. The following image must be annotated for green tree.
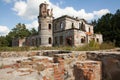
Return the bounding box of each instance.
[91,20,97,27]
[11,23,30,38]
[30,28,38,36]
[94,9,120,46]
[0,36,9,47]
[111,9,120,46]
[95,13,113,41]
[6,23,30,46]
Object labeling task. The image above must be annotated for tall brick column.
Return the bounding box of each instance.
[53,58,65,80]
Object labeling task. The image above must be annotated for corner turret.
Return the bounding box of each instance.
[38,2,53,46]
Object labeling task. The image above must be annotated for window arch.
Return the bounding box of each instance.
[60,22,64,29]
[89,27,91,32]
[39,38,41,45]
[81,37,85,43]
[72,23,74,28]
[48,37,52,44]
[38,24,41,31]
[81,22,85,31]
[96,38,99,42]
[48,24,51,30]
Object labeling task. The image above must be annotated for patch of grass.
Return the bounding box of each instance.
[0,42,115,51]
[31,46,73,51]
[74,45,99,51]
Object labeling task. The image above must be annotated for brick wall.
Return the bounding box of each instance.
[74,61,101,80]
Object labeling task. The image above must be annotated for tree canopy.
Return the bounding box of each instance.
[0,36,9,47]
[94,9,120,46]
[0,23,37,47]
[30,28,38,36]
[9,23,30,39]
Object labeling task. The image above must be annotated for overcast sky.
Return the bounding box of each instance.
[0,0,120,36]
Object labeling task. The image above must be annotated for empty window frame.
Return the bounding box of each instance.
[48,24,51,30]
[48,37,52,44]
[81,37,85,43]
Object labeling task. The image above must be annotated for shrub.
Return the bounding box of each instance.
[100,42,115,50]
[89,40,100,48]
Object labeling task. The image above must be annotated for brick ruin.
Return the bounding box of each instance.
[0,50,120,80]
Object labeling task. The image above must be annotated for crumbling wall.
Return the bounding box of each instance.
[87,52,120,80]
[73,61,101,80]
[53,52,101,80]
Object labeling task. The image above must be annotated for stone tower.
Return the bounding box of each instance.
[38,2,53,46]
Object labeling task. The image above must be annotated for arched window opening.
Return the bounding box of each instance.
[60,22,64,29]
[39,38,41,45]
[81,22,85,31]
[72,23,74,28]
[97,38,99,42]
[48,24,51,30]
[66,37,72,46]
[81,37,85,43]
[49,37,52,44]
[89,27,91,32]
[39,24,41,31]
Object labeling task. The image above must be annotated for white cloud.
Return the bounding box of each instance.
[13,1,27,17]
[0,25,10,36]
[93,9,110,17]
[51,6,95,20]
[12,0,110,21]
[13,0,50,20]
[26,20,38,30]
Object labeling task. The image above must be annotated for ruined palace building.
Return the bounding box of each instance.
[12,2,103,47]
